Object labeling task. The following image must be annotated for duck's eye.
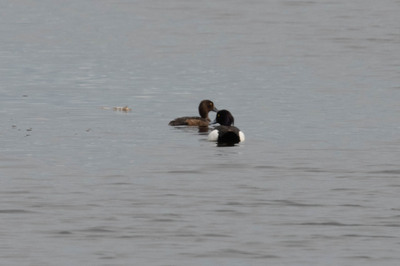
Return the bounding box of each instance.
[217,114,220,117]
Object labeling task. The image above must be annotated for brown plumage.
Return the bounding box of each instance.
[169,100,218,126]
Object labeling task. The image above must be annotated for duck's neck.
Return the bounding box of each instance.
[199,107,208,119]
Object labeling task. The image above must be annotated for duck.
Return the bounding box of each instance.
[208,109,245,145]
[169,100,218,127]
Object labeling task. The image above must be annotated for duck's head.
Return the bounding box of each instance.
[212,109,234,126]
[198,100,218,119]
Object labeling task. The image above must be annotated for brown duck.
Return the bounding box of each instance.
[169,100,218,127]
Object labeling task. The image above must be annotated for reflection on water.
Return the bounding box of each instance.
[170,125,211,134]
[1,0,400,265]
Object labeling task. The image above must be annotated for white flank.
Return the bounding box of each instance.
[239,131,245,142]
[208,129,219,141]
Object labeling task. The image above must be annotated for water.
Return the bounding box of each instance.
[1,0,400,265]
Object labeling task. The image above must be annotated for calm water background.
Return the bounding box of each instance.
[1,0,400,265]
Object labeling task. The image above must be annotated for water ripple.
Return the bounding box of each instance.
[193,249,279,259]
[297,222,365,227]
[368,169,400,175]
[0,209,35,214]
[271,200,326,207]
[343,234,397,239]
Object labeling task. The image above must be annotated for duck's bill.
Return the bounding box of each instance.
[212,107,218,112]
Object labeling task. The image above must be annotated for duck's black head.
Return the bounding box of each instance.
[213,109,235,126]
[198,100,218,119]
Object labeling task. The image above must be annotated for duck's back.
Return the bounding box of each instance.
[209,125,242,144]
[169,116,209,127]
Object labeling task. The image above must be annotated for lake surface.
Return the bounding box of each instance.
[1,0,400,265]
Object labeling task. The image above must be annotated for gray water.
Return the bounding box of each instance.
[1,0,400,265]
